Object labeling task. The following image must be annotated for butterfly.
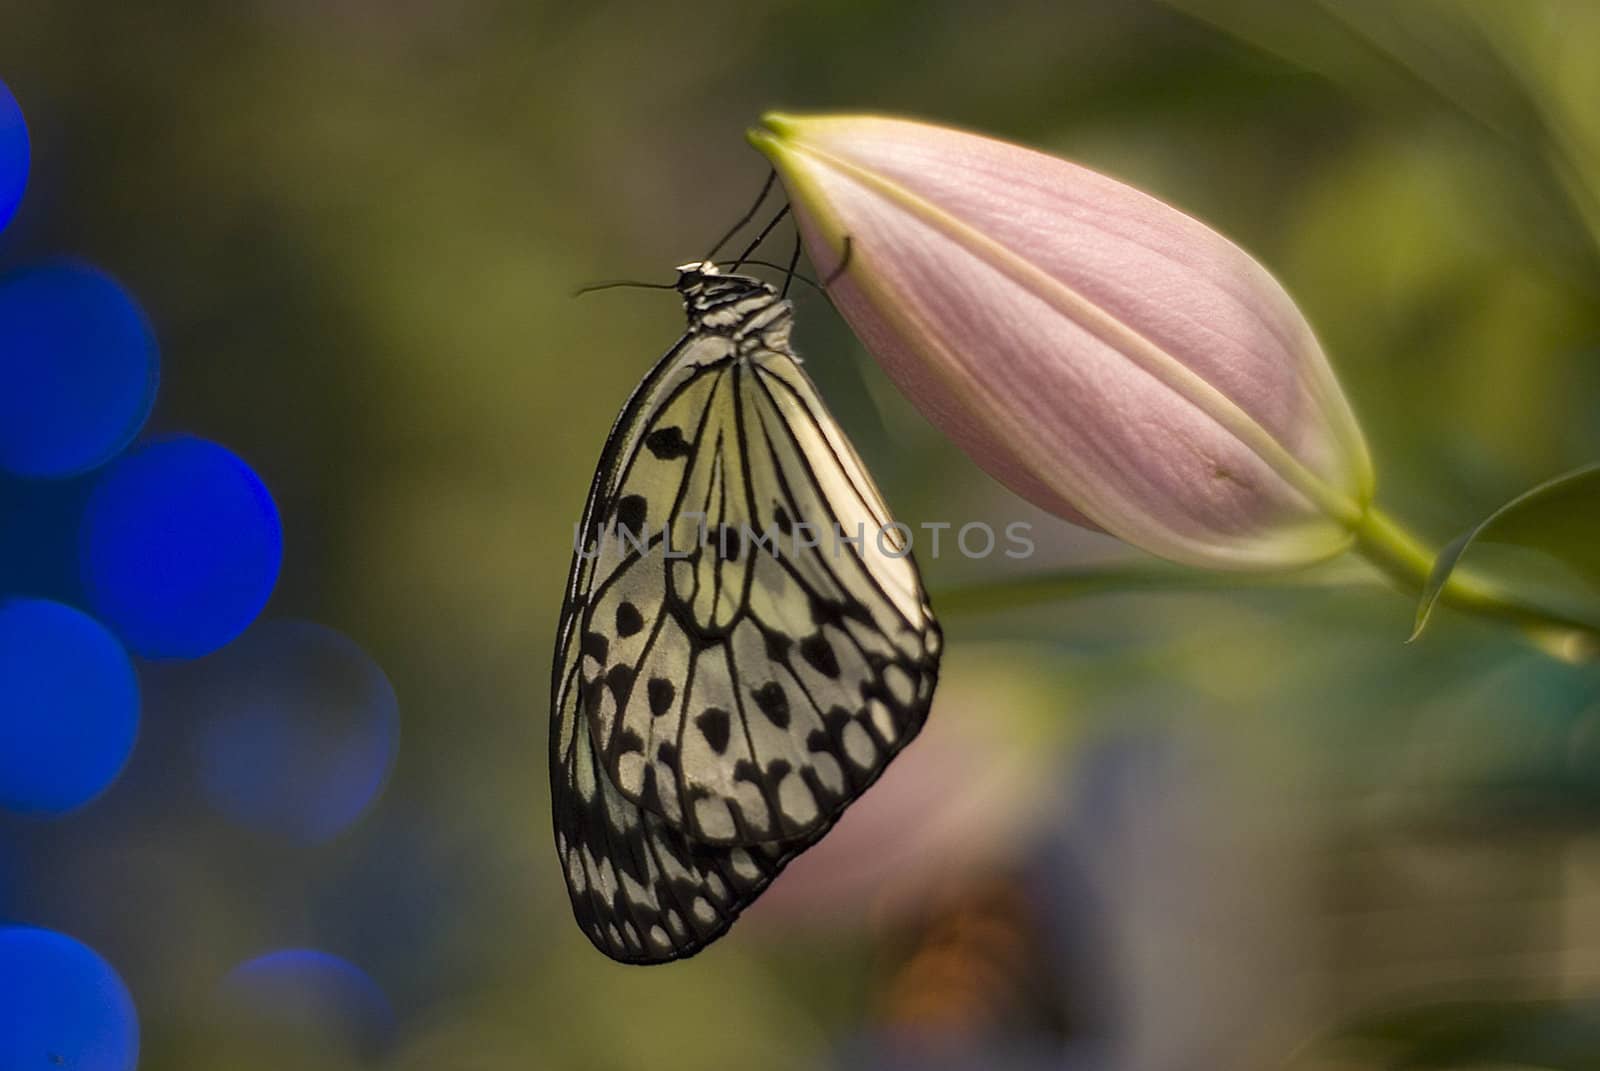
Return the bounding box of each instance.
[550,260,942,963]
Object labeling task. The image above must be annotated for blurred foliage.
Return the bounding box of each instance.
[2,1,1600,1068]
[1330,995,1600,1070]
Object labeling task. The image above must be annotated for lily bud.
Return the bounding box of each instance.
[749,113,1373,570]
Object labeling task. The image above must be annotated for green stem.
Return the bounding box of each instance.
[934,560,1374,618]
[1352,505,1600,646]
[1350,507,1465,598]
[937,507,1600,658]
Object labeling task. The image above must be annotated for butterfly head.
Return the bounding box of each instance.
[673,261,768,298]
[673,260,721,287]
[673,261,787,339]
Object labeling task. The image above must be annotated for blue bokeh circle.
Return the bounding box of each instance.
[0,926,139,1071]
[0,599,140,814]
[0,261,159,479]
[80,436,282,659]
[221,948,394,1058]
[0,80,25,232]
[194,620,400,843]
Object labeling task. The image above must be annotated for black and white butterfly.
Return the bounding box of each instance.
[550,260,941,963]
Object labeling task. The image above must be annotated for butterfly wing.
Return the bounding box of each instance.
[552,332,834,962]
[552,629,820,962]
[552,281,940,963]
[579,348,939,847]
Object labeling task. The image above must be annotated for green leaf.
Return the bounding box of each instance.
[1413,463,1600,640]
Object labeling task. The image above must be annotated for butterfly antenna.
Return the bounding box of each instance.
[730,203,791,272]
[572,278,678,298]
[780,230,803,298]
[732,258,825,295]
[703,168,777,264]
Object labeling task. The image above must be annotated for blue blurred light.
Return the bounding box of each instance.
[0,80,25,232]
[80,436,282,659]
[195,620,399,842]
[0,926,139,1071]
[0,262,159,479]
[0,599,139,814]
[221,948,394,1058]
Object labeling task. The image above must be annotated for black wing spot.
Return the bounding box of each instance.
[751,681,790,729]
[809,598,844,627]
[713,524,745,562]
[638,764,665,816]
[799,633,840,679]
[763,630,792,662]
[645,426,693,460]
[647,677,676,717]
[606,664,636,704]
[822,706,852,735]
[615,494,648,541]
[581,631,609,663]
[615,601,644,637]
[696,707,732,754]
[773,505,793,535]
[656,741,679,768]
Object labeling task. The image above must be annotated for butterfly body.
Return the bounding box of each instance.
[551,263,940,963]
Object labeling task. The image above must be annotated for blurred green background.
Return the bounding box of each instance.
[3,1,1600,1067]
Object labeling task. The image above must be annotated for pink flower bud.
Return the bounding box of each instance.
[749,113,1373,570]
